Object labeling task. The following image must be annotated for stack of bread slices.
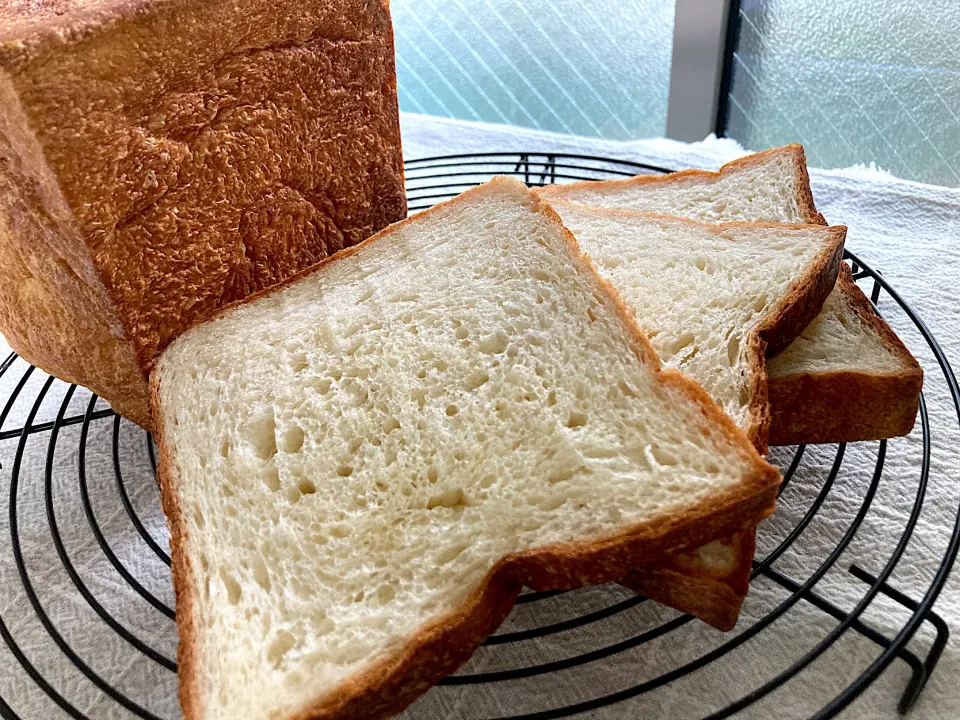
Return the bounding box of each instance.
[146,146,921,720]
[534,145,922,630]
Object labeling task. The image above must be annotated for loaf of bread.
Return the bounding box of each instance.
[0,0,405,427]
[153,177,780,720]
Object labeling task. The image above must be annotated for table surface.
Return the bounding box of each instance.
[1,113,958,719]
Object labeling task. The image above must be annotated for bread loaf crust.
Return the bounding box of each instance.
[769,264,923,445]
[620,528,756,631]
[0,0,405,426]
[0,70,149,423]
[152,178,781,720]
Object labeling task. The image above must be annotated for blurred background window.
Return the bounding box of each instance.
[393,0,960,187]
[391,0,677,140]
[727,0,960,187]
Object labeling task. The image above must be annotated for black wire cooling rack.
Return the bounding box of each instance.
[0,152,958,719]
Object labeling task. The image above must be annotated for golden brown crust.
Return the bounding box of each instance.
[768,368,921,445]
[756,226,846,358]
[0,0,405,425]
[149,370,202,720]
[768,265,923,445]
[537,144,819,222]
[788,144,828,225]
[0,70,150,425]
[620,529,756,632]
[540,201,846,454]
[0,1,163,51]
[152,177,781,720]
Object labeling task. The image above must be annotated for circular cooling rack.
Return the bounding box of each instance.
[0,153,958,720]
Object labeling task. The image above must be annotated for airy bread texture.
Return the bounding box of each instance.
[153,178,780,720]
[537,144,920,631]
[0,0,405,427]
[537,144,921,443]
[549,202,845,448]
[770,273,903,375]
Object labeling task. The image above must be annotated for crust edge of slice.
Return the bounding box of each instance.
[151,177,781,720]
[542,200,847,455]
[620,527,756,632]
[768,264,924,445]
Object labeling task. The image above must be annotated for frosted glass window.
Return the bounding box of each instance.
[392,0,676,140]
[727,0,960,187]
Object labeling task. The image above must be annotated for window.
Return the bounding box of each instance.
[393,0,960,187]
[392,0,677,140]
[727,0,960,186]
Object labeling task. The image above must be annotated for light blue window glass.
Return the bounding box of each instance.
[727,0,960,187]
[391,0,677,140]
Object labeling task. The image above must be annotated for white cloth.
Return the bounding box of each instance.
[0,112,957,719]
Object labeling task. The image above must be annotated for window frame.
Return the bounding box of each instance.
[665,0,740,141]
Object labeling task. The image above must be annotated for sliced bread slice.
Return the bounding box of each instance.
[152,177,780,720]
[537,145,920,631]
[539,145,824,225]
[547,202,846,452]
[537,144,922,444]
[547,202,844,631]
[767,262,922,444]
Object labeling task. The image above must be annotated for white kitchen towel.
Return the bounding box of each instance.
[0,113,957,719]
